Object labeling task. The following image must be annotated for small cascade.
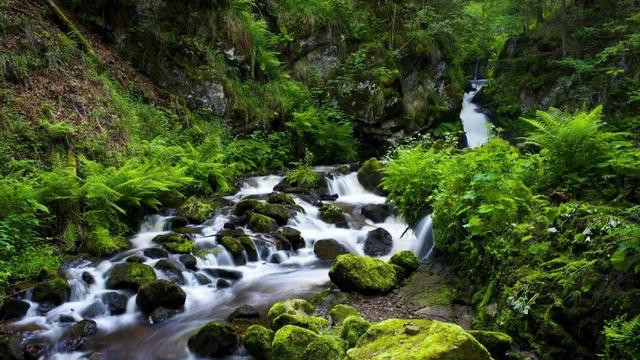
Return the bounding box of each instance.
[5,169,433,360]
[414,215,434,259]
[460,80,490,148]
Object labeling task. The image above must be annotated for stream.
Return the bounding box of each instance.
[6,169,434,360]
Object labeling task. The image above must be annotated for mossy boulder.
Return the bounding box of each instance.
[468,330,513,359]
[248,213,278,233]
[271,325,318,360]
[320,203,347,224]
[254,203,291,225]
[233,199,261,216]
[178,196,217,223]
[152,232,186,245]
[107,263,156,290]
[163,239,195,254]
[238,235,258,261]
[271,313,328,333]
[389,251,420,279]
[314,239,350,260]
[329,254,396,294]
[267,299,314,324]
[329,304,360,325]
[302,335,347,360]
[136,279,186,314]
[279,227,305,250]
[346,319,492,360]
[0,298,30,321]
[242,325,274,360]
[84,232,131,257]
[31,277,70,305]
[341,316,371,348]
[188,321,238,357]
[219,236,244,256]
[357,158,384,193]
[268,192,295,205]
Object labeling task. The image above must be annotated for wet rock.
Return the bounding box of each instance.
[179,254,198,270]
[32,277,70,306]
[101,292,128,315]
[363,228,393,256]
[81,272,95,285]
[154,259,185,284]
[204,268,243,281]
[248,213,278,233]
[0,298,30,321]
[168,216,189,229]
[314,239,350,261]
[357,158,384,194]
[233,199,261,216]
[223,222,236,230]
[59,320,98,352]
[188,321,238,357]
[24,338,49,360]
[178,196,217,223]
[152,232,187,245]
[361,204,392,223]
[227,305,260,323]
[59,314,76,323]
[271,314,328,333]
[80,301,106,319]
[125,255,146,263]
[269,253,284,264]
[0,334,24,359]
[239,235,258,262]
[242,325,274,360]
[149,307,179,324]
[136,279,186,314]
[194,273,212,285]
[163,239,195,254]
[319,204,347,225]
[280,227,305,250]
[345,319,491,360]
[320,194,340,201]
[216,279,231,288]
[219,236,245,263]
[143,248,169,259]
[338,165,351,175]
[267,192,295,205]
[329,254,396,294]
[107,263,156,290]
[254,203,290,226]
[467,330,513,359]
[38,302,56,314]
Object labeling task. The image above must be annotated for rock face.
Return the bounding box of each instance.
[345,319,492,360]
[363,228,393,256]
[0,298,30,321]
[59,320,98,352]
[107,263,156,290]
[314,239,350,261]
[329,254,396,294]
[188,321,238,357]
[32,277,70,305]
[242,325,274,360]
[136,280,186,314]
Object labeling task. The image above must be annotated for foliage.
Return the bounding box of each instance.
[286,165,320,190]
[603,315,640,359]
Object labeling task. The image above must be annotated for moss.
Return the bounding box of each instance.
[238,235,258,261]
[268,192,295,205]
[329,304,360,325]
[219,236,244,256]
[346,319,492,360]
[107,263,156,290]
[389,251,420,274]
[163,239,195,254]
[271,325,319,360]
[341,316,371,348]
[271,314,328,333]
[302,335,347,360]
[357,158,383,193]
[233,199,261,216]
[242,325,274,360]
[153,233,187,245]
[248,213,278,233]
[31,277,70,305]
[267,299,314,324]
[320,204,345,224]
[254,203,290,225]
[391,264,407,283]
[179,196,216,223]
[188,321,238,357]
[328,254,396,294]
[83,228,131,257]
[467,330,513,359]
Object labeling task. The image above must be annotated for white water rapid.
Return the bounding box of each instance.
[3,167,428,360]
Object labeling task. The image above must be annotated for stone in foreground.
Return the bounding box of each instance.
[329,254,396,294]
[188,321,238,357]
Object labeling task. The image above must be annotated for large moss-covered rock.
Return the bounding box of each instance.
[329,254,396,294]
[389,251,420,277]
[341,316,371,348]
[271,314,328,333]
[248,213,278,233]
[242,325,274,360]
[178,196,217,223]
[107,263,156,290]
[302,335,347,360]
[467,330,513,359]
[32,277,70,305]
[267,299,314,324]
[271,325,318,360]
[268,192,295,205]
[188,321,238,357]
[233,199,261,216]
[319,204,347,225]
[346,319,492,360]
[357,159,383,193]
[329,304,360,325]
[238,235,258,262]
[219,236,244,256]
[279,227,305,250]
[153,233,195,254]
[136,279,186,314]
[254,203,290,225]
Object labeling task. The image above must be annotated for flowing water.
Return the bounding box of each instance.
[460,80,490,148]
[5,168,432,360]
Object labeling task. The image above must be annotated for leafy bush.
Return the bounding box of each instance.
[603,315,640,359]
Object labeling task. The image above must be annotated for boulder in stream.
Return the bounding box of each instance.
[149,307,179,324]
[242,325,274,360]
[143,248,169,259]
[107,263,156,291]
[101,292,128,315]
[328,304,360,325]
[361,204,392,223]
[345,319,492,360]
[279,227,305,250]
[248,213,278,233]
[136,279,186,314]
[328,254,396,294]
[357,158,384,194]
[59,319,98,352]
[179,254,198,270]
[154,259,185,284]
[233,199,261,216]
[363,228,393,256]
[32,277,70,306]
[205,268,243,281]
[227,304,261,323]
[267,192,295,205]
[319,203,347,226]
[253,203,291,226]
[271,325,318,360]
[188,321,238,357]
[467,330,513,359]
[314,239,350,261]
[0,298,30,321]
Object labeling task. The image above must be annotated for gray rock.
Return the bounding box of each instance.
[363,228,393,256]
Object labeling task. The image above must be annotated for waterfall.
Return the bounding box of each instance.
[460,80,490,148]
